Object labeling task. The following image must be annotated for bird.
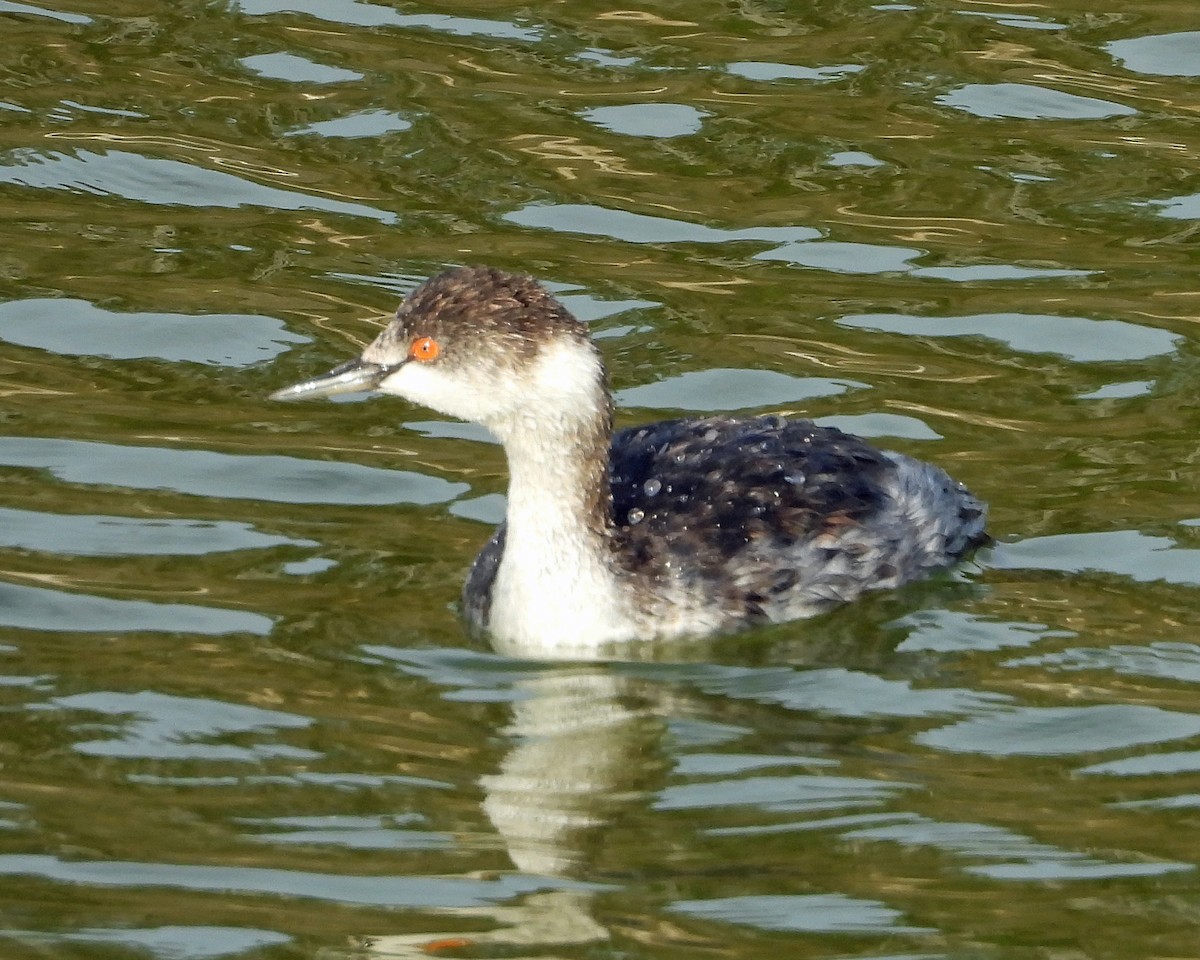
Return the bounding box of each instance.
[271,266,987,653]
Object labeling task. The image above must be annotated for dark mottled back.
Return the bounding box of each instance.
[608,414,896,616]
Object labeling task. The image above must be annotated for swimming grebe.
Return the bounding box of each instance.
[271,266,987,650]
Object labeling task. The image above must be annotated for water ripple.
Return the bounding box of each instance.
[0,298,309,365]
[507,202,1093,280]
[669,892,930,934]
[0,0,90,24]
[990,530,1200,586]
[615,369,866,412]
[234,0,542,41]
[0,149,398,223]
[0,854,598,907]
[0,437,468,505]
[917,705,1200,757]
[287,110,413,139]
[844,817,1191,881]
[1107,31,1200,77]
[239,815,452,851]
[240,52,363,84]
[1008,642,1200,684]
[0,506,315,556]
[936,83,1137,120]
[839,312,1180,362]
[656,773,914,813]
[47,690,315,760]
[504,202,820,246]
[673,664,1009,719]
[7,926,291,959]
[580,104,709,139]
[0,581,272,635]
[726,62,864,82]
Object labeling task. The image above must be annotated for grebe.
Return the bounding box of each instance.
[271,266,987,651]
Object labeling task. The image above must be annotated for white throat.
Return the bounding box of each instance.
[484,341,637,652]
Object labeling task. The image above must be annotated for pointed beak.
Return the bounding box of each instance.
[269,357,399,402]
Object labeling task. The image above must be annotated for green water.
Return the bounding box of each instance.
[2,1,1200,957]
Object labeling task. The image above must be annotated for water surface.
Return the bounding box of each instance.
[2,2,1199,958]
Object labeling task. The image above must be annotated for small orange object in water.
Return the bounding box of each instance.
[411,336,440,362]
[421,936,473,954]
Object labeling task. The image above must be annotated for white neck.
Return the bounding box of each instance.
[484,343,637,652]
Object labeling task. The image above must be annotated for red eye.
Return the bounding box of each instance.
[410,336,440,362]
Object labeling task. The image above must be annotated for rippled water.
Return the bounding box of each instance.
[2,1,1199,958]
